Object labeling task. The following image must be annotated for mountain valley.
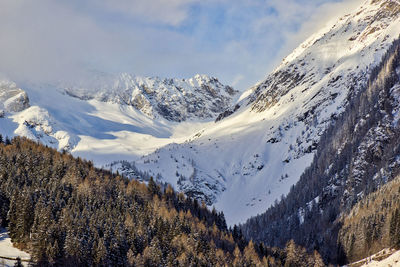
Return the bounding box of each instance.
[1,0,400,265]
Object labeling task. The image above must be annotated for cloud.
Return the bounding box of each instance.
[0,0,366,90]
[0,0,112,82]
[91,0,200,26]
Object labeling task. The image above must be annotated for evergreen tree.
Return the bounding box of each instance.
[390,208,400,248]
[14,257,23,267]
[4,136,11,145]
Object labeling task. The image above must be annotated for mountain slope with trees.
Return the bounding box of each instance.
[127,0,400,225]
[0,136,326,266]
[241,36,400,265]
[339,174,400,263]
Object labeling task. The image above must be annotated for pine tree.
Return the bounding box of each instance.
[14,258,23,267]
[312,250,325,267]
[93,237,108,266]
[390,208,400,248]
[7,192,22,243]
[0,192,9,228]
[285,240,305,267]
[244,240,261,266]
[233,245,243,267]
[148,177,160,196]
[5,136,11,145]
[47,240,60,266]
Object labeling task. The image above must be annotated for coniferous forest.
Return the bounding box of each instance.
[0,136,324,266]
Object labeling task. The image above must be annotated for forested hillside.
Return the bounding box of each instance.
[0,136,325,266]
[241,37,400,264]
[339,174,400,263]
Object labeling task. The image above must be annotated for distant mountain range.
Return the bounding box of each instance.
[64,73,238,122]
[0,73,237,158]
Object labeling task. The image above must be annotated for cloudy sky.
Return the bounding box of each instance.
[0,0,363,90]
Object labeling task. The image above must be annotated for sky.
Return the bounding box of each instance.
[0,0,364,91]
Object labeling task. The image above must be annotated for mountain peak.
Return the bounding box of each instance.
[247,0,400,114]
[127,0,400,225]
[65,73,238,122]
[278,0,400,69]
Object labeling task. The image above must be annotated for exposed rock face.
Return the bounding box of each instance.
[0,80,79,151]
[0,81,30,113]
[249,0,400,113]
[65,73,239,122]
[12,106,80,152]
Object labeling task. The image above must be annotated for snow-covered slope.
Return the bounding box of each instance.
[345,249,400,267]
[0,74,236,165]
[0,229,30,267]
[122,0,400,225]
[0,80,80,151]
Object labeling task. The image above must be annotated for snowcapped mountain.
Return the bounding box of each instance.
[118,0,400,225]
[241,35,400,263]
[1,0,399,228]
[64,73,238,122]
[0,74,237,164]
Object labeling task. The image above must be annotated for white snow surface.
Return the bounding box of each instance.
[0,0,399,226]
[0,74,233,165]
[0,229,30,266]
[344,249,400,267]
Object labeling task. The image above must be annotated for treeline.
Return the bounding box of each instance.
[241,36,400,265]
[0,136,324,266]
